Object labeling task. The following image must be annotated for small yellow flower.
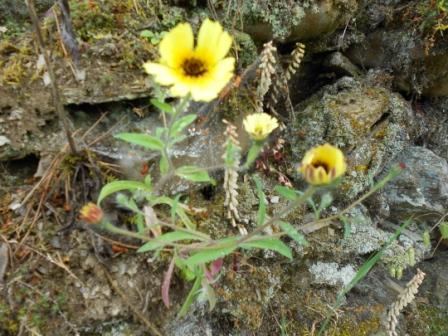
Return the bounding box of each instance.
[299,144,346,185]
[243,113,279,141]
[143,19,235,102]
[80,203,104,224]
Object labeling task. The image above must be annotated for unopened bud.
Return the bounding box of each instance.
[79,203,104,224]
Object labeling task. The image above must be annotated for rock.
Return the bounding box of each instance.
[369,146,448,222]
[242,0,358,42]
[290,75,424,199]
[340,205,389,255]
[323,51,362,78]
[344,2,448,96]
[309,261,356,287]
[423,98,448,161]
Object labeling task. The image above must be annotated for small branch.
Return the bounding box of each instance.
[26,0,77,153]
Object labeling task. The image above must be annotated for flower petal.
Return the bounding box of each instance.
[159,23,194,68]
[196,19,232,63]
[211,57,235,82]
[170,82,190,98]
[143,63,178,85]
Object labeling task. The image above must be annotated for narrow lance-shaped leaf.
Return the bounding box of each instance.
[240,236,292,260]
[115,133,164,151]
[277,220,308,246]
[184,238,237,267]
[243,142,263,168]
[98,180,151,204]
[152,196,196,230]
[137,231,205,253]
[176,165,215,184]
[151,98,175,115]
[159,154,169,174]
[274,185,299,201]
[161,257,175,308]
[178,273,203,318]
[170,114,197,137]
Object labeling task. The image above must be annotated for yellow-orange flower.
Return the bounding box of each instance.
[243,113,279,141]
[143,19,235,102]
[299,144,346,185]
[80,203,104,224]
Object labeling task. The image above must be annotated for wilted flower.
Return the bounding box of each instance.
[299,144,346,185]
[143,19,235,102]
[79,203,104,224]
[243,113,279,141]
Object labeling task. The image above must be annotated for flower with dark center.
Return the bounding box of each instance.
[299,144,346,185]
[143,19,235,102]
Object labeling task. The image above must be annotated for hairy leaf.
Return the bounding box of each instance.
[115,133,164,151]
[98,180,150,204]
[241,236,292,260]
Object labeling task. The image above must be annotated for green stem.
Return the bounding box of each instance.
[299,164,404,233]
[177,273,203,318]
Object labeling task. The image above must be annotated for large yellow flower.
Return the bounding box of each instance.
[299,144,346,185]
[243,113,279,141]
[143,19,235,102]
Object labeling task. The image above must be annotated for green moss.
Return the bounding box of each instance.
[407,303,448,336]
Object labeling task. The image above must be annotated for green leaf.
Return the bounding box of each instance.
[318,193,333,212]
[274,185,298,201]
[243,142,263,168]
[152,196,196,230]
[339,215,352,240]
[277,220,308,246]
[175,166,215,184]
[159,155,169,174]
[184,239,237,267]
[177,274,203,318]
[116,194,140,213]
[174,256,196,281]
[253,176,267,226]
[151,98,174,115]
[115,133,164,151]
[137,231,205,253]
[170,114,197,137]
[241,236,292,260]
[140,30,153,38]
[144,174,152,187]
[98,180,150,204]
[439,222,448,239]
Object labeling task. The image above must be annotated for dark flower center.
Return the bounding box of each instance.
[311,160,330,173]
[182,58,207,77]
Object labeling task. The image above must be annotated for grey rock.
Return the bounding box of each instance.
[290,76,424,200]
[340,205,389,255]
[370,146,448,222]
[309,261,356,287]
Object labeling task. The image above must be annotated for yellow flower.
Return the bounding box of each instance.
[80,203,104,224]
[299,144,346,185]
[243,113,279,141]
[143,19,235,102]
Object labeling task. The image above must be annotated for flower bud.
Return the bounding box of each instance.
[79,203,104,224]
[299,144,346,185]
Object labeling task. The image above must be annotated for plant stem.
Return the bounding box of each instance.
[299,164,404,233]
[26,0,77,154]
[237,186,315,245]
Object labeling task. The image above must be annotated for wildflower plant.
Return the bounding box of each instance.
[83,19,406,319]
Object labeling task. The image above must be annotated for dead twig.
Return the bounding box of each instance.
[26,0,77,154]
